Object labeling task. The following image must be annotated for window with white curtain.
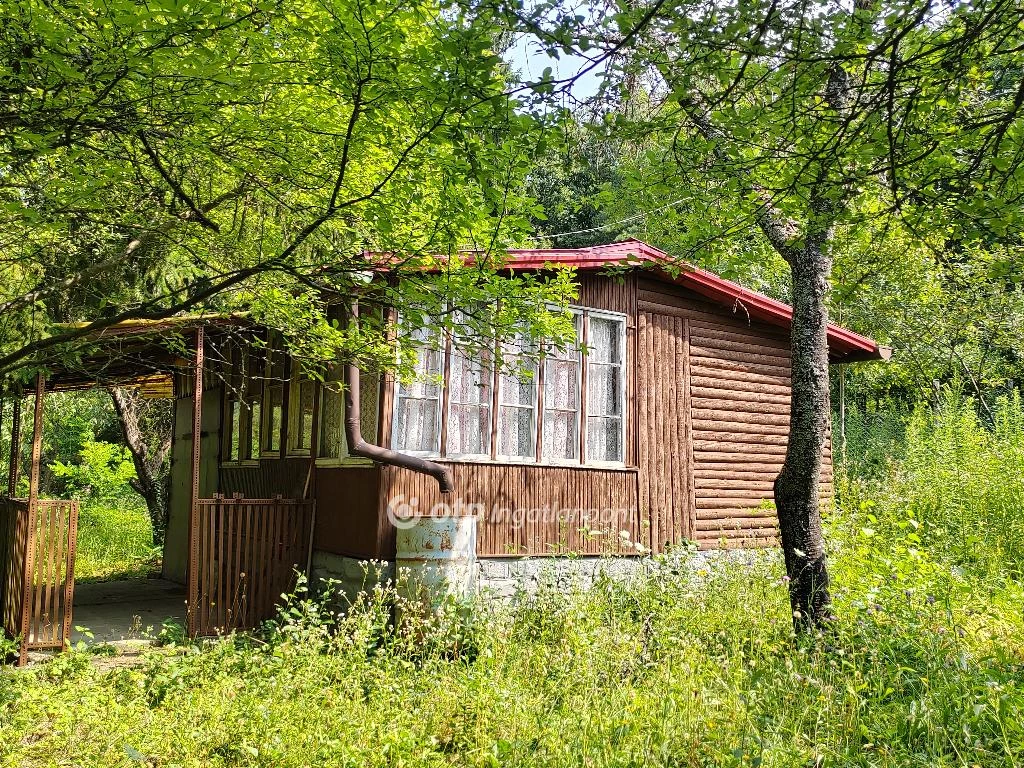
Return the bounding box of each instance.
[318,367,346,460]
[448,349,492,457]
[317,367,379,463]
[391,307,626,466]
[542,311,582,462]
[393,327,442,453]
[496,337,537,460]
[586,314,626,463]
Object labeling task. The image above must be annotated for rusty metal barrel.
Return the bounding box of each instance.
[395,515,477,607]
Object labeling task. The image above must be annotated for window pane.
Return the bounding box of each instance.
[448,404,491,455]
[360,373,379,444]
[586,315,624,463]
[249,401,261,459]
[228,400,241,461]
[448,353,491,455]
[319,387,344,458]
[450,355,490,404]
[498,406,534,457]
[499,366,535,406]
[587,416,622,462]
[497,348,536,458]
[542,409,578,460]
[298,380,315,450]
[394,328,442,453]
[396,398,439,452]
[266,385,283,452]
[544,359,579,410]
[588,364,622,417]
[589,316,622,364]
[548,312,582,360]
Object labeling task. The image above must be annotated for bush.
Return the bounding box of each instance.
[50,440,138,508]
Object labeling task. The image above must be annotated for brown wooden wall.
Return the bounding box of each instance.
[313,465,385,559]
[637,277,833,551]
[378,463,641,557]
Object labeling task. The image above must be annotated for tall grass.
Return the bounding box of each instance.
[0,395,1022,767]
[74,504,160,582]
[837,390,1024,579]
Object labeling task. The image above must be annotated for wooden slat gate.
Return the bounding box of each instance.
[189,495,315,636]
[1,497,79,665]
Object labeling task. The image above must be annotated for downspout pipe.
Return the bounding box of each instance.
[343,306,454,494]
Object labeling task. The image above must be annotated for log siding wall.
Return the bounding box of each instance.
[379,463,641,557]
[637,277,833,551]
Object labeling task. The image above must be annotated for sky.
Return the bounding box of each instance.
[503,31,605,102]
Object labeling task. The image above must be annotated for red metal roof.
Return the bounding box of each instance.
[501,239,887,363]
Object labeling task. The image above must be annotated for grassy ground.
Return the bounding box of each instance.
[74,504,160,582]
[0,544,1020,767]
[1,395,1022,767]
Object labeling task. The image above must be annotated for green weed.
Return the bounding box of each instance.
[74,504,160,582]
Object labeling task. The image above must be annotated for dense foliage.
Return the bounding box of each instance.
[0,0,579,389]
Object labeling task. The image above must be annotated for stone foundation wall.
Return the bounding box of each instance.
[310,548,777,603]
[310,551,394,604]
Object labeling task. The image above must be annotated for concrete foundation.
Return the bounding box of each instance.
[310,547,776,603]
[310,551,395,604]
[71,578,187,645]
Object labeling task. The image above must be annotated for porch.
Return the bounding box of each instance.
[1,319,317,665]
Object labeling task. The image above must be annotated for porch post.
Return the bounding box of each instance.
[18,374,44,664]
[7,394,22,496]
[26,375,44,511]
[303,383,321,576]
[187,327,204,635]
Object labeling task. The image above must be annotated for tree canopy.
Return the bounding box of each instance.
[0,0,578,388]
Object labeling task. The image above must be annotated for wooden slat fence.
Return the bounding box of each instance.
[1,497,78,665]
[190,495,315,637]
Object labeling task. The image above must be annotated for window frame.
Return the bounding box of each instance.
[260,340,287,458]
[444,343,494,461]
[493,340,539,464]
[315,369,378,468]
[390,305,628,468]
[390,327,444,457]
[286,361,317,457]
[221,345,262,467]
[581,308,628,468]
[539,308,585,466]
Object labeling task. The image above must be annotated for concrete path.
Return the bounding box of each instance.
[71,578,186,645]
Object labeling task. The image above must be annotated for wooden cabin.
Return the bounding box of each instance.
[1,239,885,656]
[163,239,884,593]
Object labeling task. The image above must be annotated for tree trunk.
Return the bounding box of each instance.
[110,388,172,544]
[774,239,834,631]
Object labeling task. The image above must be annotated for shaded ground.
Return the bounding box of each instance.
[71,578,185,645]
